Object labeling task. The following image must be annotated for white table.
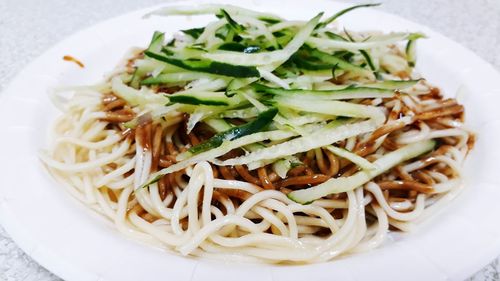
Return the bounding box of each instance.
[1,0,499,280]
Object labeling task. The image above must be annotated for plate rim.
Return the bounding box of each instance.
[1,1,500,280]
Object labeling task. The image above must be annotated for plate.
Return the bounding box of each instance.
[1,0,500,280]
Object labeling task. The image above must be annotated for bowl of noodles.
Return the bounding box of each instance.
[1,0,500,280]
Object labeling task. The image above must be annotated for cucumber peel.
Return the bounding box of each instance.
[288,140,436,204]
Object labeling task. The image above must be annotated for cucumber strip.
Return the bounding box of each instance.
[324,32,349,41]
[218,42,248,52]
[220,9,246,33]
[292,56,336,70]
[169,90,246,106]
[142,119,326,188]
[141,72,214,85]
[287,74,333,90]
[201,50,289,66]
[218,42,244,52]
[245,129,319,169]
[141,128,297,188]
[265,12,322,69]
[145,50,260,78]
[129,67,145,89]
[196,20,227,46]
[324,145,377,170]
[253,83,395,100]
[147,31,165,53]
[288,140,436,204]
[226,12,323,90]
[204,118,232,132]
[223,28,236,43]
[187,107,278,155]
[307,33,412,51]
[273,159,291,178]
[362,79,422,90]
[406,33,426,67]
[213,118,378,167]
[111,76,167,107]
[124,104,181,129]
[243,92,306,135]
[269,21,305,32]
[296,48,374,78]
[201,14,323,67]
[185,102,244,133]
[185,78,228,92]
[219,107,260,119]
[246,158,277,170]
[169,95,226,106]
[359,50,377,71]
[162,46,207,59]
[205,118,269,159]
[258,68,290,89]
[272,96,386,124]
[243,142,267,152]
[181,27,205,39]
[380,52,408,71]
[186,110,205,133]
[129,31,166,88]
[313,82,351,90]
[226,78,257,92]
[281,111,333,126]
[233,14,279,48]
[145,4,282,22]
[317,3,381,28]
[259,17,281,24]
[133,59,186,74]
[273,156,301,178]
[175,105,229,128]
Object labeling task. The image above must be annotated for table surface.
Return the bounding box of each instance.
[1,0,499,280]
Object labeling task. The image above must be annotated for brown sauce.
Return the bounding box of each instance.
[63,55,85,68]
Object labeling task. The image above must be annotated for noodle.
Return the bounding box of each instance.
[41,4,474,264]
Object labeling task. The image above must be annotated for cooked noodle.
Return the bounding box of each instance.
[41,4,474,263]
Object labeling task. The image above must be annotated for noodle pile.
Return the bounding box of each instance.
[41,4,474,263]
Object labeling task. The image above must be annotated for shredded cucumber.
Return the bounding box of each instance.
[221,9,246,33]
[307,33,414,51]
[204,118,232,132]
[145,51,260,78]
[363,79,422,90]
[186,108,278,155]
[141,72,215,85]
[226,12,323,90]
[253,83,395,100]
[293,47,374,79]
[271,96,386,124]
[213,119,378,167]
[219,107,260,119]
[134,3,429,192]
[272,156,302,178]
[202,50,290,66]
[406,33,426,67]
[168,91,246,106]
[145,4,283,22]
[317,3,381,29]
[111,77,166,107]
[324,145,377,170]
[142,129,298,188]
[147,31,165,53]
[199,13,322,67]
[288,140,436,204]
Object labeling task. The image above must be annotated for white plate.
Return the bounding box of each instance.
[1,0,500,280]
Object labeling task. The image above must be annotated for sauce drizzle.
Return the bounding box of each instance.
[63,55,85,68]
